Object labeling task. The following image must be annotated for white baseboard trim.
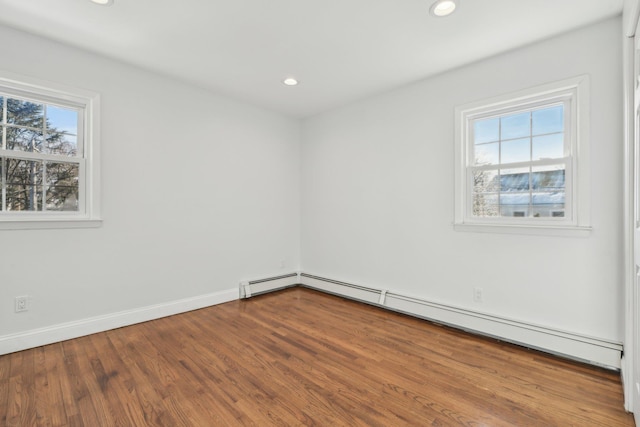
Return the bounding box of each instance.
[0,287,238,356]
[3,273,623,371]
[300,273,623,370]
[239,272,300,298]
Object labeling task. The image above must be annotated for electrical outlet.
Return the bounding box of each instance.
[15,296,29,313]
[473,287,483,303]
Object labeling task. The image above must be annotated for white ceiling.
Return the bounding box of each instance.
[0,0,623,118]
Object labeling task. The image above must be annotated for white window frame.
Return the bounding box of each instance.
[0,71,101,229]
[454,75,591,237]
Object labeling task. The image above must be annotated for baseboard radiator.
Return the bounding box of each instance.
[239,273,300,298]
[299,273,623,370]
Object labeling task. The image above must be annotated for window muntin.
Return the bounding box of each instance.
[454,76,590,234]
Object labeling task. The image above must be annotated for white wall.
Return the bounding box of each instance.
[0,24,301,338]
[301,17,623,342]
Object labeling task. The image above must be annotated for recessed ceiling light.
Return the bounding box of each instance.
[430,0,457,17]
[283,78,299,86]
[90,0,113,6]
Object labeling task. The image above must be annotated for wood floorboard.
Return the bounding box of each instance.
[0,287,635,426]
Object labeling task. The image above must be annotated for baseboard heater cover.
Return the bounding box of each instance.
[240,273,300,298]
[299,273,623,370]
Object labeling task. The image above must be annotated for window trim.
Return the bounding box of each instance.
[454,75,591,236]
[0,71,101,230]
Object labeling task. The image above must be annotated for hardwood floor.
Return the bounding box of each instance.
[0,287,634,426]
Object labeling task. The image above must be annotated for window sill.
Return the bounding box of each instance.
[453,222,592,237]
[0,218,103,230]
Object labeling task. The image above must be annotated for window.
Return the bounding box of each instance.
[454,76,590,236]
[0,72,100,229]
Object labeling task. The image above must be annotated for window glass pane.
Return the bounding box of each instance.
[501,137,530,164]
[499,192,530,217]
[474,118,499,144]
[474,142,499,165]
[473,193,499,217]
[45,133,77,157]
[7,98,44,128]
[532,133,564,161]
[47,105,78,133]
[531,192,565,217]
[46,162,79,211]
[5,127,43,152]
[0,96,4,124]
[6,158,43,211]
[500,167,530,192]
[46,105,78,157]
[532,105,563,135]
[501,112,530,140]
[531,165,565,191]
[473,169,499,193]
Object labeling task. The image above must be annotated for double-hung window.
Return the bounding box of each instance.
[454,76,590,235]
[0,72,100,229]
